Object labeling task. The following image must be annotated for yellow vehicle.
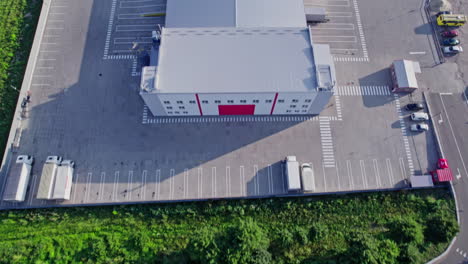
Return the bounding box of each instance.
[437,14,467,26]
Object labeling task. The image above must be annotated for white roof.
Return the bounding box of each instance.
[155,27,317,93]
[165,0,306,28]
[393,60,419,89]
[165,0,235,28]
[410,175,434,188]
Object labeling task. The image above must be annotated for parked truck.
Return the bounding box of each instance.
[2,155,33,202]
[52,160,74,200]
[284,156,301,192]
[36,156,62,199]
[305,7,328,23]
[300,163,316,192]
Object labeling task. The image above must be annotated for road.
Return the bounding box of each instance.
[427,92,468,264]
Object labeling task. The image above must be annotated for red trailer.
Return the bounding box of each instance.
[431,168,453,183]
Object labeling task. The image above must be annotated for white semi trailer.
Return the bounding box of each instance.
[2,155,33,202]
[52,160,74,200]
[36,156,62,199]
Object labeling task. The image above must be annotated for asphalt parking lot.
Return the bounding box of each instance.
[104,0,166,59]
[0,0,440,209]
[305,0,368,61]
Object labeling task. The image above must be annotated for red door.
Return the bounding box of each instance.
[218,105,255,115]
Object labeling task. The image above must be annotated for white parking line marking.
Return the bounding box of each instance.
[85,172,92,202]
[99,172,105,200]
[156,169,161,200]
[268,164,273,194]
[198,167,202,198]
[211,167,216,197]
[373,159,382,188]
[127,171,133,200]
[113,171,119,201]
[183,169,188,198]
[399,158,407,179]
[409,51,426,55]
[280,163,285,193]
[29,175,38,205]
[254,165,259,195]
[170,169,175,199]
[322,163,328,191]
[386,159,395,186]
[335,161,341,190]
[360,160,368,188]
[142,170,147,200]
[346,160,354,189]
[240,165,245,196]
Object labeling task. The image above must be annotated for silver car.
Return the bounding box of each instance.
[410,124,429,132]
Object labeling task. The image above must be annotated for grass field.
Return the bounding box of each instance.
[0,0,42,162]
[0,189,458,264]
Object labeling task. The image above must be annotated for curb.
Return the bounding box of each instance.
[0,0,52,198]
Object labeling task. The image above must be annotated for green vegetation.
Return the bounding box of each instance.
[0,189,458,263]
[0,0,42,161]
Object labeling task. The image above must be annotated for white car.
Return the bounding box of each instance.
[443,46,463,54]
[411,124,429,132]
[300,163,315,192]
[411,112,429,121]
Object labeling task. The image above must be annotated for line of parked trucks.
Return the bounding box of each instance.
[2,155,74,203]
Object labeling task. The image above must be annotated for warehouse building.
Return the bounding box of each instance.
[140,0,336,116]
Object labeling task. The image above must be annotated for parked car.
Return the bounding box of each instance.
[405,103,424,111]
[443,38,460,46]
[411,112,429,121]
[441,30,459,38]
[443,46,463,54]
[410,124,429,132]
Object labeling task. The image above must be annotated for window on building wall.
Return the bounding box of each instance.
[240,100,247,103]
[292,99,299,103]
[175,111,180,114]
[295,110,300,113]
[290,105,296,108]
[167,106,173,110]
[189,100,196,104]
[168,112,173,114]
[177,101,183,104]
[278,99,284,103]
[302,105,308,108]
[179,106,185,110]
[228,100,234,103]
[202,100,208,104]
[305,99,312,103]
[183,111,188,114]
[302,110,307,113]
[215,100,221,104]
[164,101,170,104]
[253,100,259,103]
[286,110,291,113]
[266,99,272,103]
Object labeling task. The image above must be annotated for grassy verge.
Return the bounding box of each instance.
[0,0,42,161]
[0,189,458,264]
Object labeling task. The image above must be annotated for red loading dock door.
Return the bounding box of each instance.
[218,105,255,115]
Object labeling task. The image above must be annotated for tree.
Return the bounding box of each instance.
[187,227,221,264]
[309,223,329,243]
[224,217,270,264]
[425,211,459,243]
[347,232,399,264]
[387,217,424,245]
